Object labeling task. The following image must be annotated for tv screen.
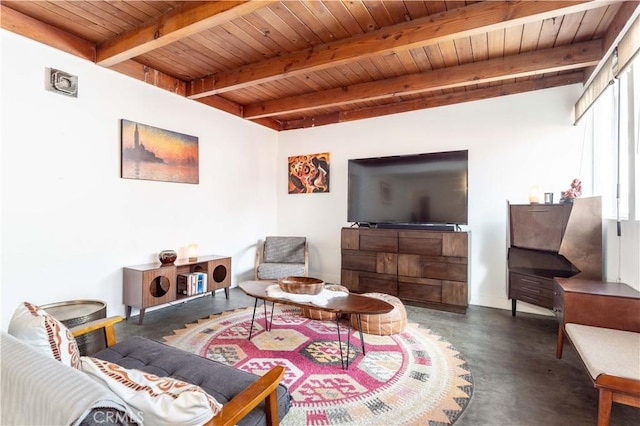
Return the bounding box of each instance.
[347,150,468,226]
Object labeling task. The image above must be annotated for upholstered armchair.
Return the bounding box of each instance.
[255,236,308,281]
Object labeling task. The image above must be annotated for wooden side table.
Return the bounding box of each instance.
[553,277,640,358]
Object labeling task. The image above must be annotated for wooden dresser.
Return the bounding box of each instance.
[507,196,602,315]
[553,277,640,358]
[341,227,469,313]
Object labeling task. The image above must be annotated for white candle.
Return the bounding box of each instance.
[188,243,198,260]
[528,186,543,204]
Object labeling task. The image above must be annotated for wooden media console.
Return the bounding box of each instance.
[123,254,231,324]
[341,227,469,313]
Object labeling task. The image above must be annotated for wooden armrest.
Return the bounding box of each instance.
[304,241,309,276]
[207,365,285,426]
[255,240,265,280]
[70,316,123,347]
[596,374,640,395]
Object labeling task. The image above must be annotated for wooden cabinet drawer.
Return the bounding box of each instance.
[398,231,468,257]
[398,232,442,256]
[359,229,398,252]
[342,250,397,274]
[398,254,467,281]
[442,233,468,257]
[342,250,377,272]
[341,269,359,292]
[398,276,442,303]
[442,280,468,307]
[341,270,397,295]
[358,272,398,296]
[397,277,468,307]
[509,272,554,308]
[341,228,359,249]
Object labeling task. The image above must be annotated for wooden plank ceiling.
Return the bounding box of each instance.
[2,1,638,131]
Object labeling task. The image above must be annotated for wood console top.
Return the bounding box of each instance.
[555,278,640,298]
[125,254,230,271]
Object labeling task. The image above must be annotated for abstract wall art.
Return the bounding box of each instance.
[288,152,330,194]
[121,119,199,184]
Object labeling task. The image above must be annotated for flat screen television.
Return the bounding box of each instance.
[347,150,468,227]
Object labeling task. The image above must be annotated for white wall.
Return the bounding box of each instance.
[3,30,638,328]
[277,85,610,315]
[0,30,278,328]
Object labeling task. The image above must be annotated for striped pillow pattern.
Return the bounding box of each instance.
[8,301,80,369]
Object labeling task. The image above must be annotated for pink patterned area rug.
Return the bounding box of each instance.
[164,305,473,425]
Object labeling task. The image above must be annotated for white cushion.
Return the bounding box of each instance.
[80,356,223,426]
[1,332,141,426]
[8,301,80,369]
[565,323,640,381]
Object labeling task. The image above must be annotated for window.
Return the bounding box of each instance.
[590,54,639,221]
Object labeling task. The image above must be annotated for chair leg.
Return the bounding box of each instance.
[556,325,564,359]
[597,389,613,426]
[265,391,280,426]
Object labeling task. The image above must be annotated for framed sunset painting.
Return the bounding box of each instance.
[121,119,199,184]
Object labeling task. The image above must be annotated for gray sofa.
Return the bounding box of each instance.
[93,335,292,425]
[1,327,291,425]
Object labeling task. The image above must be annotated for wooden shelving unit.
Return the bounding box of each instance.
[123,254,231,324]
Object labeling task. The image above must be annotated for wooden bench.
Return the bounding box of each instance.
[564,324,640,426]
[554,278,640,425]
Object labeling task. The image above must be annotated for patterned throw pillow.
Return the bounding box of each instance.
[80,357,223,426]
[8,301,80,369]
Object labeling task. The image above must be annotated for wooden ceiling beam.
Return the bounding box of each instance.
[281,72,585,131]
[196,95,243,117]
[109,60,187,96]
[0,4,95,61]
[281,72,586,130]
[97,1,274,67]
[193,97,283,131]
[250,118,283,131]
[194,95,282,130]
[243,40,603,119]
[187,0,603,98]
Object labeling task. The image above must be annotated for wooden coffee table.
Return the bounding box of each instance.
[239,280,393,369]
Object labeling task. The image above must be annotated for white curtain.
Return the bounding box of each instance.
[590,54,640,221]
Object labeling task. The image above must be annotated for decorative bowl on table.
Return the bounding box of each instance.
[158,250,177,265]
[278,276,324,295]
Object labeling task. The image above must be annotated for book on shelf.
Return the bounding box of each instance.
[177,272,207,296]
[194,272,206,295]
[177,274,189,295]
